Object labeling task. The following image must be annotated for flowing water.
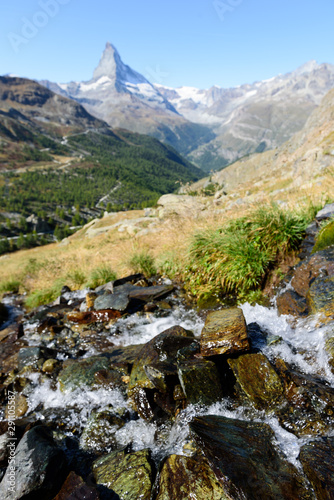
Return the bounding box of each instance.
[16,294,334,469]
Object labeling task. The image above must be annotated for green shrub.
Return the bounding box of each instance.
[86,266,117,289]
[185,203,312,303]
[129,252,157,277]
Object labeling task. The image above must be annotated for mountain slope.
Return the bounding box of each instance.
[40,45,334,172]
[157,61,334,169]
[193,86,334,201]
[41,43,215,157]
[0,76,204,243]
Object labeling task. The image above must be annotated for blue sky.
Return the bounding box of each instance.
[1,0,334,89]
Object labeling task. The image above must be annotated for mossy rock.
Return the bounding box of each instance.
[58,356,110,391]
[92,448,154,500]
[312,220,334,253]
[306,276,334,316]
[228,353,284,410]
[155,454,231,499]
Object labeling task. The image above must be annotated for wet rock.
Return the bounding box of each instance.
[325,334,334,373]
[66,309,122,324]
[53,471,99,500]
[177,358,223,406]
[4,393,28,419]
[105,344,144,369]
[306,276,334,316]
[92,448,154,500]
[86,292,97,309]
[128,326,194,417]
[200,308,250,357]
[227,353,284,410]
[155,454,231,500]
[128,284,174,303]
[80,406,125,452]
[112,273,145,288]
[42,358,59,373]
[299,437,334,500]
[0,425,67,500]
[0,302,8,326]
[58,356,110,391]
[190,415,313,500]
[274,361,334,436]
[291,247,334,298]
[276,289,308,317]
[94,292,130,312]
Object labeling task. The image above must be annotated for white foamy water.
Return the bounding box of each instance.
[241,302,334,386]
[18,298,334,471]
[108,305,204,346]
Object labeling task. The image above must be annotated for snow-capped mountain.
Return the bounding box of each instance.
[41,44,334,171]
[41,43,214,157]
[156,61,334,168]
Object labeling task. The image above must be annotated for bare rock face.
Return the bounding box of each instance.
[200,308,250,357]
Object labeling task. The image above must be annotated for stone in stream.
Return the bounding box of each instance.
[127,326,194,419]
[274,360,334,437]
[306,275,334,317]
[291,247,334,298]
[58,355,110,391]
[276,289,308,317]
[79,406,125,452]
[155,454,232,500]
[227,353,284,410]
[200,308,250,357]
[0,301,8,326]
[0,426,67,500]
[177,358,223,406]
[190,415,313,500]
[94,290,130,312]
[66,309,122,324]
[128,284,174,302]
[92,448,154,500]
[53,471,99,500]
[299,437,334,500]
[325,334,334,373]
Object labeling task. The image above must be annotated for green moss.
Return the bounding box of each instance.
[312,220,334,253]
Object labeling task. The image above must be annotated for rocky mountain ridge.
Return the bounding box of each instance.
[40,44,334,171]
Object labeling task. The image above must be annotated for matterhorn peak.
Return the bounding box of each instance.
[92,42,148,85]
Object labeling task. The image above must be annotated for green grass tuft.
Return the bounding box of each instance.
[184,203,313,303]
[86,266,117,289]
[129,252,157,278]
[0,279,21,294]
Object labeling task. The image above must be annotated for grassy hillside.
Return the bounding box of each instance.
[0,77,205,249]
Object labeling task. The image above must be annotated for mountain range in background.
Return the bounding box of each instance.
[41,43,334,171]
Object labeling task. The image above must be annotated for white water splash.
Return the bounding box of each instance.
[241,302,334,386]
[108,305,204,347]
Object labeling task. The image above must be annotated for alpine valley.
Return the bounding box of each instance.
[42,43,334,171]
